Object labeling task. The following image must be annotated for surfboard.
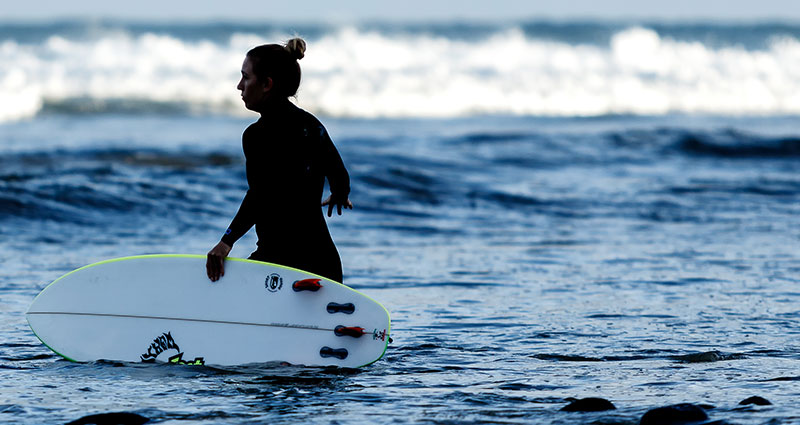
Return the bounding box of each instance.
[26,255,391,368]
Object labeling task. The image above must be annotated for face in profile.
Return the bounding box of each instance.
[237,56,270,112]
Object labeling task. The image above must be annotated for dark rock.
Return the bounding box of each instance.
[65,412,149,425]
[639,403,709,425]
[739,396,772,406]
[670,351,746,363]
[561,397,617,412]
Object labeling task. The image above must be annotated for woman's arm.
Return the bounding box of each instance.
[319,125,352,216]
[206,190,257,281]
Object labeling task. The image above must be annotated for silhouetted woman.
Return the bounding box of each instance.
[206,38,352,283]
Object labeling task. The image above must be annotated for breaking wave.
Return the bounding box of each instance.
[2,21,800,122]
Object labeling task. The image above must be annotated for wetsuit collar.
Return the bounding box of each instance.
[258,97,293,117]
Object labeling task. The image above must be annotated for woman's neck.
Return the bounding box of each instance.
[257,97,291,116]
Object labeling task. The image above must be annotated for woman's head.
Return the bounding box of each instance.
[237,38,306,112]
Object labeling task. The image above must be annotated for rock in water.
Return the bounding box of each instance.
[561,397,617,412]
[739,396,772,406]
[639,403,708,425]
[65,412,149,425]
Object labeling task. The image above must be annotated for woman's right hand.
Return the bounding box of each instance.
[206,241,232,282]
[322,195,353,217]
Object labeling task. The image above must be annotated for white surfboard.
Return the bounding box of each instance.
[26,255,391,368]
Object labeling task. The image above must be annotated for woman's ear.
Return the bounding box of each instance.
[262,77,274,94]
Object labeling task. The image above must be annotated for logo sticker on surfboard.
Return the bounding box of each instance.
[265,273,284,292]
[372,329,388,341]
[140,331,205,365]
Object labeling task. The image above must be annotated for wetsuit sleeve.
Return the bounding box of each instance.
[320,126,350,202]
[220,190,256,246]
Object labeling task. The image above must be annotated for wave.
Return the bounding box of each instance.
[3,22,800,121]
[677,133,800,157]
[0,148,241,225]
[531,350,748,363]
[1,124,797,236]
[606,127,800,159]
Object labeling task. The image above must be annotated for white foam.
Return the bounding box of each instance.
[2,26,800,122]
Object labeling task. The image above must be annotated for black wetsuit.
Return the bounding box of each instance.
[221,100,350,282]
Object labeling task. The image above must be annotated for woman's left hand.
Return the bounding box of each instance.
[206,241,232,282]
[322,195,353,217]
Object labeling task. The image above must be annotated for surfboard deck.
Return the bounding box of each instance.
[26,255,391,368]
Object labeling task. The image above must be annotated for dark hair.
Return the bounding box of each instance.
[247,38,306,98]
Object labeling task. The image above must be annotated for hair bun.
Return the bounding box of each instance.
[285,38,306,60]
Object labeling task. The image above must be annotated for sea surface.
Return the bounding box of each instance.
[1,20,800,424]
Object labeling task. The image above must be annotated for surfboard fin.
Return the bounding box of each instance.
[320,346,348,360]
[327,302,355,314]
[334,326,365,338]
[292,278,322,292]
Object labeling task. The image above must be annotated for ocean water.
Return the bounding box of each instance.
[1,20,800,424]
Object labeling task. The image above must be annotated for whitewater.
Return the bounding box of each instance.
[2,21,800,122]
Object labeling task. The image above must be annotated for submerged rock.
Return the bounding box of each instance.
[65,412,149,425]
[639,403,708,425]
[670,350,746,363]
[739,396,772,406]
[561,397,617,412]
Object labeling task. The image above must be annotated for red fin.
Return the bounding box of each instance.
[334,326,366,338]
[292,278,322,292]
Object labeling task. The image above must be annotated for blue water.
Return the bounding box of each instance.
[2,20,800,424]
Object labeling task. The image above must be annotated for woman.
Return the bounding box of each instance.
[206,38,352,283]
